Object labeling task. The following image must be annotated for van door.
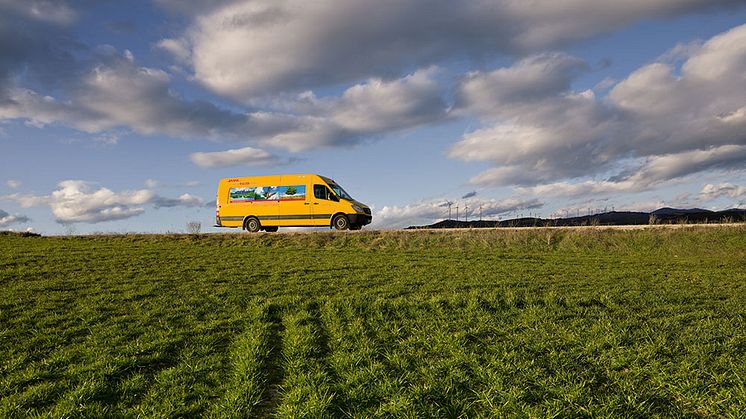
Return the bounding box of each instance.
[226,176,280,227]
[278,177,311,226]
[311,184,339,226]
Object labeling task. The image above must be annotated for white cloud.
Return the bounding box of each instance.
[261,68,448,151]
[144,179,160,189]
[171,0,739,99]
[518,180,639,198]
[514,145,746,197]
[373,196,542,228]
[1,47,448,155]
[454,53,588,114]
[451,90,620,184]
[0,50,264,141]
[701,183,746,200]
[6,180,21,189]
[452,24,746,193]
[156,38,191,63]
[49,180,152,223]
[2,0,745,195]
[2,180,207,224]
[621,145,746,184]
[0,208,30,227]
[323,68,446,134]
[190,146,285,168]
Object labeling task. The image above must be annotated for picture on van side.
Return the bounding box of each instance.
[229,185,306,203]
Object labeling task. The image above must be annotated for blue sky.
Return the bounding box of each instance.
[1,0,746,234]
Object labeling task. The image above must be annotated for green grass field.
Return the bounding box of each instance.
[1,227,745,417]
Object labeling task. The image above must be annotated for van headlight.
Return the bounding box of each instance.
[352,204,363,213]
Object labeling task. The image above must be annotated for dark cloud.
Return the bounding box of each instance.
[0,208,30,227]
[0,1,83,102]
[1,50,449,156]
[152,194,204,208]
[451,25,746,194]
[454,53,589,111]
[2,0,745,187]
[700,183,746,200]
[163,0,743,98]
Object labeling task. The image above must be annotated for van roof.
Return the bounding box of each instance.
[219,174,334,182]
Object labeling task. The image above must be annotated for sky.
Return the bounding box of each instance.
[1,0,746,234]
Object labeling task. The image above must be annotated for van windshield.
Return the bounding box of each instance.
[328,182,353,200]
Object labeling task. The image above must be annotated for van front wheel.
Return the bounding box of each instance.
[333,215,350,230]
[244,217,261,233]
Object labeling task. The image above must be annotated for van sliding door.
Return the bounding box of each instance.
[278,176,312,226]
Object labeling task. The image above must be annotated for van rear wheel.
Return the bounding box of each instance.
[333,214,350,230]
[244,217,261,233]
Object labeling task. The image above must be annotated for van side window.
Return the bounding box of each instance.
[314,184,329,200]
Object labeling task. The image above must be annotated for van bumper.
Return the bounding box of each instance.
[348,214,372,226]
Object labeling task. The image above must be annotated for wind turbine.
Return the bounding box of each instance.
[445,201,453,220]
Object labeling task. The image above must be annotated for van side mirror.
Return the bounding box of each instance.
[329,193,339,202]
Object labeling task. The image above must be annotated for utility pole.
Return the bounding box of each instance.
[479,205,483,221]
[455,205,459,222]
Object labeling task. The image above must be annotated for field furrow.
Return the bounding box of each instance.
[209,303,279,418]
[0,227,744,416]
[275,304,339,418]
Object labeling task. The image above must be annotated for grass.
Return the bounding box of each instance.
[1,227,745,417]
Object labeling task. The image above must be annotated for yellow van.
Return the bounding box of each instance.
[215,174,372,232]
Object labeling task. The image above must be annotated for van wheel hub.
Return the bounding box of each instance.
[245,218,260,232]
[333,215,349,230]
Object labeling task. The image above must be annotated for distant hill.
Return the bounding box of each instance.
[651,207,711,216]
[406,208,746,229]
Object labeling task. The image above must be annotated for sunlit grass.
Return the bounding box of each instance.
[1,227,744,416]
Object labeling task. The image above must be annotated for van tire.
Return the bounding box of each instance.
[264,226,278,232]
[244,217,261,233]
[332,214,350,230]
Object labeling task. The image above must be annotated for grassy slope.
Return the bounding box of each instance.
[0,227,744,417]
